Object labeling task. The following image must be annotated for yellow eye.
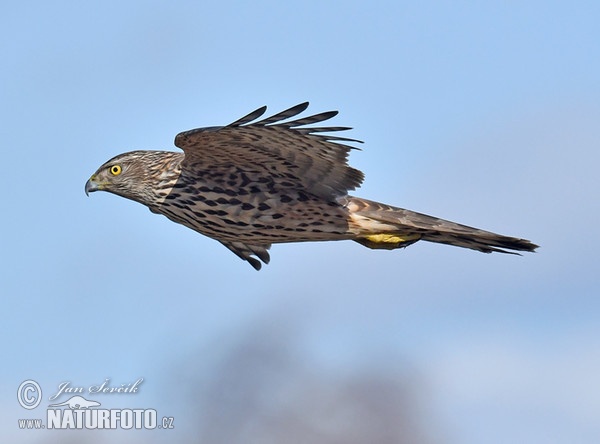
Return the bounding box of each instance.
[110,165,122,176]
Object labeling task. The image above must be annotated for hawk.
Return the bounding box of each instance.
[85,102,537,270]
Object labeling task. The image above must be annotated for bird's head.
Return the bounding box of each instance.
[85,150,183,206]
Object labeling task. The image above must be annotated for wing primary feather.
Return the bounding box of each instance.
[227,105,267,127]
[296,126,353,133]
[253,102,310,126]
[280,111,339,128]
[317,135,364,144]
[294,126,363,144]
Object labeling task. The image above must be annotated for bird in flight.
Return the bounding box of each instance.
[85,102,537,270]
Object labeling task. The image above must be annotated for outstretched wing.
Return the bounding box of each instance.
[173,102,364,200]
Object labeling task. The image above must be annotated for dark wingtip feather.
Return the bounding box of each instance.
[253,102,310,126]
[227,105,268,127]
[282,110,338,128]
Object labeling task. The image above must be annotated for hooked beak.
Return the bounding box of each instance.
[85,176,100,196]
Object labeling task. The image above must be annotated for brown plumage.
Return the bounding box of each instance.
[85,102,538,270]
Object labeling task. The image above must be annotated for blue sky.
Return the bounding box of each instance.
[2,1,599,443]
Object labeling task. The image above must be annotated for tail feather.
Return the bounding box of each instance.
[344,197,538,254]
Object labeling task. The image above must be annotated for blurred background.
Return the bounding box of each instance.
[2,1,599,443]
